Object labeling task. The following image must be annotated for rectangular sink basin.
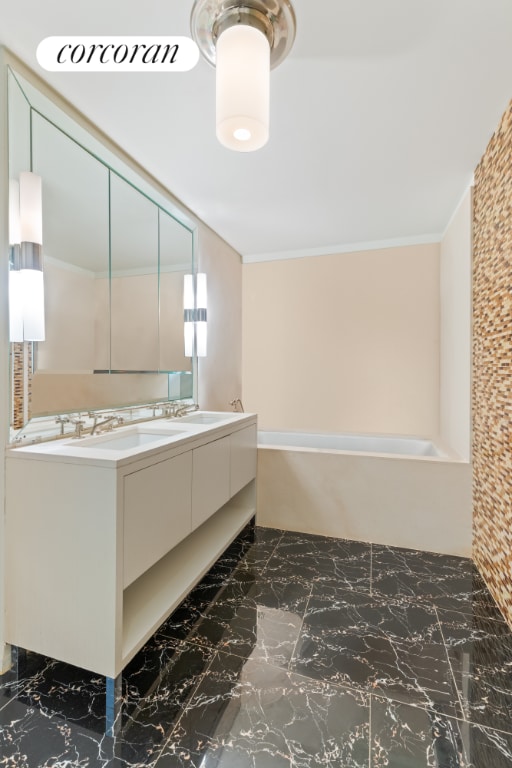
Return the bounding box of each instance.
[80,429,185,451]
[178,412,232,425]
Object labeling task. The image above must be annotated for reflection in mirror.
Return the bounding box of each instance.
[159,209,194,372]
[8,67,31,430]
[110,173,159,371]
[32,112,110,373]
[7,65,196,443]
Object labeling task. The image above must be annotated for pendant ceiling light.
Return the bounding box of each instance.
[191,0,296,152]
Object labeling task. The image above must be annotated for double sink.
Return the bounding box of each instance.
[74,411,239,452]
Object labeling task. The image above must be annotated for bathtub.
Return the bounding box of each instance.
[257,431,472,557]
[258,431,446,458]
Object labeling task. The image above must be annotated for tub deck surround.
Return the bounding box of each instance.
[5,411,258,731]
[257,430,472,557]
[1,526,511,767]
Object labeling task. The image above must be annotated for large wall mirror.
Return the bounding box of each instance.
[7,66,196,441]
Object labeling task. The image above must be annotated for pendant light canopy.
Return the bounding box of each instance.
[191,0,296,152]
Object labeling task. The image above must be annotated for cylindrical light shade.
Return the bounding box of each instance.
[21,269,45,341]
[184,321,195,357]
[183,274,194,311]
[196,321,207,357]
[183,273,207,357]
[9,271,24,342]
[19,172,43,245]
[184,274,195,356]
[9,179,21,246]
[196,273,207,310]
[216,24,270,151]
[196,273,207,357]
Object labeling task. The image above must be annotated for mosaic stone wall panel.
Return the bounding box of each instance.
[473,99,512,628]
[11,342,32,430]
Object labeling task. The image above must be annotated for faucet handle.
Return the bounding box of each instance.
[55,415,70,435]
[71,417,86,439]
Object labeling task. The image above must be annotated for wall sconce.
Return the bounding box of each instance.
[9,172,45,342]
[184,273,207,357]
[191,0,296,152]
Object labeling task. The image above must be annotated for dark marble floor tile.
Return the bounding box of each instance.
[156,651,369,768]
[293,626,460,716]
[5,653,108,733]
[434,567,508,622]
[308,586,443,644]
[440,611,512,735]
[0,698,127,768]
[119,640,215,761]
[4,529,511,767]
[182,575,311,667]
[1,640,214,765]
[228,524,283,555]
[251,526,285,545]
[371,545,488,612]
[214,520,282,573]
[0,650,58,708]
[232,540,283,573]
[214,526,257,570]
[155,581,225,644]
[438,608,512,648]
[265,532,371,592]
[370,695,512,768]
[292,591,459,715]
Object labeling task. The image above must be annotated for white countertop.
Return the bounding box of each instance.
[7,412,257,469]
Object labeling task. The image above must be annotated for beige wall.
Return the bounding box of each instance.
[31,372,170,414]
[440,189,472,460]
[197,226,242,411]
[37,260,96,372]
[242,243,440,436]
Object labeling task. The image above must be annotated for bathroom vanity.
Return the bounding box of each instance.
[5,412,257,682]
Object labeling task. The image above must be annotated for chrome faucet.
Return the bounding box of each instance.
[71,417,86,439]
[175,403,200,418]
[90,414,123,435]
[163,403,178,418]
[230,398,244,412]
[55,415,70,435]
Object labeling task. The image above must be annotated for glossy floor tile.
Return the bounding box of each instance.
[291,586,462,715]
[1,523,512,767]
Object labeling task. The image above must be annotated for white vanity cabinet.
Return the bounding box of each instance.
[5,414,257,680]
[192,436,230,528]
[123,451,193,588]
[230,424,258,496]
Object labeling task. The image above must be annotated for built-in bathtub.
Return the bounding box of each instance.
[257,431,472,557]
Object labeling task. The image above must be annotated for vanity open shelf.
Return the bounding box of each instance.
[5,412,257,691]
[122,484,254,665]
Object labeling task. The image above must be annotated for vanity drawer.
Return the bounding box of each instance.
[123,451,192,587]
[192,436,230,529]
[230,424,257,497]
